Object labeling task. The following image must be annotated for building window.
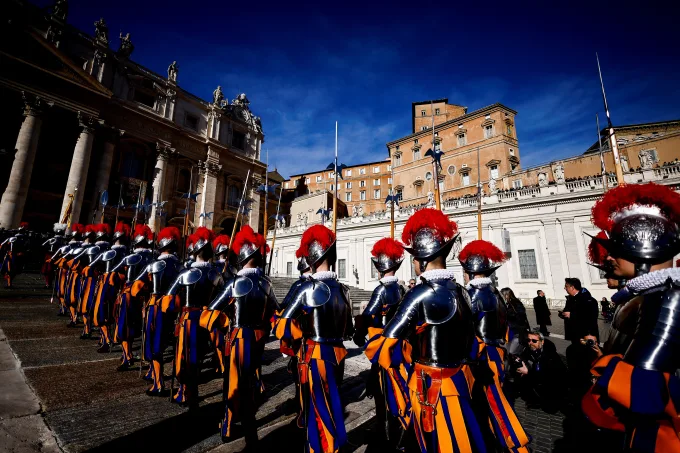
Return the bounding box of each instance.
[360,191,366,200]
[507,125,513,137]
[421,110,426,116]
[371,260,379,279]
[396,188,403,201]
[305,178,310,184]
[388,177,392,184]
[374,189,381,199]
[134,90,156,108]
[484,125,494,139]
[425,172,433,181]
[395,154,402,166]
[360,168,366,175]
[345,192,352,202]
[346,182,352,189]
[458,134,466,147]
[346,169,352,176]
[490,165,499,179]
[435,108,440,115]
[330,184,334,191]
[387,165,392,171]
[414,138,419,145]
[512,179,522,189]
[328,172,334,178]
[178,168,191,194]
[511,162,518,171]
[227,184,240,207]
[447,165,456,175]
[284,182,289,189]
[232,131,246,149]
[416,184,423,196]
[316,175,322,182]
[509,148,515,156]
[396,145,400,151]
[360,180,366,188]
[421,126,427,131]
[338,259,347,279]
[373,166,380,173]
[414,150,421,161]
[518,249,539,279]
[462,174,470,186]
[184,113,199,131]
[286,262,293,276]
[374,179,380,186]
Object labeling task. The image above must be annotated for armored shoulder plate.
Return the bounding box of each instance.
[229,276,255,297]
[298,279,332,307]
[58,245,70,255]
[71,247,84,255]
[125,253,142,266]
[179,268,203,286]
[150,260,167,274]
[86,245,101,256]
[468,284,498,314]
[417,280,458,325]
[101,250,117,262]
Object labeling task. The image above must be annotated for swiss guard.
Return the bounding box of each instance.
[64,224,97,327]
[354,237,409,446]
[583,182,680,451]
[41,224,66,289]
[112,224,154,370]
[167,226,223,408]
[365,208,484,453]
[275,224,354,453]
[78,224,111,340]
[131,226,183,395]
[0,222,29,289]
[209,225,278,447]
[459,239,530,453]
[53,223,84,317]
[93,222,129,352]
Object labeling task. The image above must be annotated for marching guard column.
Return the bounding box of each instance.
[0,93,50,229]
[59,112,99,228]
[149,144,176,232]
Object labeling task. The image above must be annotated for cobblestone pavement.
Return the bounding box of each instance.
[0,275,616,452]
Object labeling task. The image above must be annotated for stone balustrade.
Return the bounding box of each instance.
[654,163,680,179]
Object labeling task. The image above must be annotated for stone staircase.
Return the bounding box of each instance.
[270,277,373,315]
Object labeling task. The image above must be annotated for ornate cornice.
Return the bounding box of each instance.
[21,92,52,117]
[486,159,501,167]
[156,142,177,161]
[77,111,100,133]
[198,160,222,177]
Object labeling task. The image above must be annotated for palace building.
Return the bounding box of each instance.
[0,0,266,234]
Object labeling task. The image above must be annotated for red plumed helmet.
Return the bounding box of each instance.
[158,226,181,249]
[133,224,153,245]
[70,223,85,235]
[459,240,506,264]
[371,238,404,261]
[212,234,231,255]
[592,182,680,232]
[114,221,130,238]
[300,224,336,266]
[191,226,215,255]
[402,208,457,245]
[95,223,111,237]
[588,231,609,265]
[186,234,196,252]
[84,224,97,235]
[233,225,265,263]
[19,222,29,229]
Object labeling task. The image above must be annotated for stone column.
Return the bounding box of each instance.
[0,93,50,229]
[86,126,123,222]
[149,144,176,232]
[195,147,222,230]
[59,112,99,228]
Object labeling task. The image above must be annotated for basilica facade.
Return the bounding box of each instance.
[0,0,266,233]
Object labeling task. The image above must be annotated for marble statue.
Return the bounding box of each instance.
[538,172,548,187]
[52,0,68,21]
[639,150,655,169]
[488,178,497,193]
[167,61,178,82]
[213,86,224,106]
[620,156,629,173]
[118,32,134,58]
[552,164,565,184]
[94,18,108,46]
[427,191,435,207]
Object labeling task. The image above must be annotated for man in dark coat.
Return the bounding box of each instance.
[560,278,599,343]
[516,330,567,412]
[532,290,551,336]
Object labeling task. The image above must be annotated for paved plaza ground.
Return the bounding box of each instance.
[0,274,617,452]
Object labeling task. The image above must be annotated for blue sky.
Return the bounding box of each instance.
[43,0,680,178]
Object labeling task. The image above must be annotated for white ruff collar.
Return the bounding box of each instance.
[627,268,680,293]
[191,261,213,268]
[313,271,337,280]
[380,276,399,284]
[95,241,109,246]
[420,269,455,281]
[158,254,178,261]
[238,267,261,276]
[111,244,126,250]
[466,277,492,289]
[133,247,149,253]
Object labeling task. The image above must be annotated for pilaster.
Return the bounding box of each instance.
[195,147,222,230]
[149,143,177,232]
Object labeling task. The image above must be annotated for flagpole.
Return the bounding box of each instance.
[333,121,338,234]
[131,182,143,232]
[389,165,395,239]
[596,113,608,191]
[476,146,482,240]
[228,169,252,252]
[263,150,269,237]
[431,101,441,211]
[597,53,624,186]
[183,166,193,238]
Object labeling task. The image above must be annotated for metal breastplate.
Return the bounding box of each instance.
[377,282,403,327]
[416,281,473,368]
[468,285,508,345]
[102,247,126,272]
[150,257,182,295]
[86,246,101,264]
[181,266,221,308]
[280,278,307,312]
[603,296,641,355]
[624,282,680,372]
[304,279,351,343]
[231,275,273,329]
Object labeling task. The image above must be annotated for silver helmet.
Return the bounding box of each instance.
[459,254,502,276]
[237,242,262,264]
[403,227,457,261]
